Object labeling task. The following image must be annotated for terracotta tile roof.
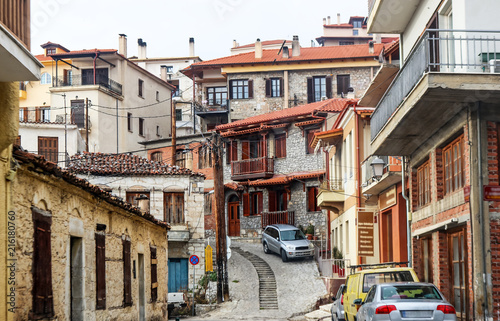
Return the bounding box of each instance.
[40,41,70,52]
[216,98,355,131]
[13,147,169,229]
[67,152,205,177]
[50,49,117,58]
[233,40,291,49]
[224,182,244,191]
[35,54,53,62]
[248,170,325,186]
[189,43,384,68]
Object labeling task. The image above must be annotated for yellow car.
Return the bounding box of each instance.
[343,263,419,321]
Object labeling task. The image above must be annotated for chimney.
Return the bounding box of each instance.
[135,194,150,213]
[292,35,300,57]
[337,13,341,24]
[118,34,127,57]
[323,17,326,25]
[160,65,168,81]
[233,39,238,48]
[369,41,374,54]
[327,15,331,25]
[138,38,147,59]
[255,38,262,59]
[282,46,289,59]
[373,34,382,43]
[189,37,195,57]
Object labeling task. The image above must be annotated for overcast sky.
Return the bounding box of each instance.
[31,0,369,60]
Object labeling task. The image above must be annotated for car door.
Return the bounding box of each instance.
[269,228,280,253]
[358,285,376,321]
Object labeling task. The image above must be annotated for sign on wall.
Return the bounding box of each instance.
[379,186,397,211]
[357,211,374,257]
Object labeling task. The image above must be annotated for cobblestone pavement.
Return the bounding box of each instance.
[185,240,327,321]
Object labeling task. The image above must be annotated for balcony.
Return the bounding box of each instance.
[361,156,402,195]
[54,73,123,96]
[317,179,344,212]
[231,157,274,181]
[261,211,295,228]
[367,0,419,34]
[371,30,500,156]
[195,99,229,117]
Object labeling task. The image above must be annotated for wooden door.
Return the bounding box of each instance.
[228,202,240,236]
[449,229,468,321]
[38,136,58,163]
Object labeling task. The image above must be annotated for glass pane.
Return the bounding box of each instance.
[453,236,459,260]
[454,288,462,313]
[454,262,460,286]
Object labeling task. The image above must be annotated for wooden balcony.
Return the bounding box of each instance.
[231,157,274,181]
[1,0,30,49]
[261,211,295,228]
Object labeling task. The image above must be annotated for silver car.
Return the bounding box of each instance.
[356,282,457,321]
[262,224,315,262]
[331,284,346,321]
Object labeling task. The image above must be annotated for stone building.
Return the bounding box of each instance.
[12,148,169,320]
[215,98,354,240]
[67,152,206,292]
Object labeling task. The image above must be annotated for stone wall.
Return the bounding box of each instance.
[13,164,169,321]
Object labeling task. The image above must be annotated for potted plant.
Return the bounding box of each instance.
[305,224,314,240]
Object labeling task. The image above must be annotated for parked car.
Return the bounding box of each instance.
[331,284,346,321]
[355,282,457,321]
[344,264,419,321]
[262,224,315,262]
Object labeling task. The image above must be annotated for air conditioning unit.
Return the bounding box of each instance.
[489,59,500,73]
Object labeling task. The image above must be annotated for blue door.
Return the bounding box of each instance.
[168,258,188,292]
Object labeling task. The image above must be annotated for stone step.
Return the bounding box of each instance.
[320,303,333,313]
[304,309,331,320]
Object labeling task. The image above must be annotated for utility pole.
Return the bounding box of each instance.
[171,91,176,165]
[212,132,229,303]
[85,98,89,152]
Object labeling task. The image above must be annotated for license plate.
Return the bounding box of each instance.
[401,310,433,318]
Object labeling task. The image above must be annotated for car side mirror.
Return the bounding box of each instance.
[353,299,363,305]
[332,297,336,302]
[276,237,279,241]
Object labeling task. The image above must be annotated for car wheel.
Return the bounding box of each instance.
[263,242,270,254]
[281,250,288,262]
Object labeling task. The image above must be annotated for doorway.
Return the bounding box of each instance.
[70,237,84,321]
[228,195,240,236]
[138,254,145,321]
[449,228,468,321]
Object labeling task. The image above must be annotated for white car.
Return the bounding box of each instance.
[262,224,314,262]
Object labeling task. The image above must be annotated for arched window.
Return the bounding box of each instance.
[41,72,51,85]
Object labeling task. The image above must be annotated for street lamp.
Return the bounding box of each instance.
[370,156,386,180]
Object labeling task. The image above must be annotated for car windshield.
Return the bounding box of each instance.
[381,285,442,300]
[362,271,414,292]
[280,229,306,241]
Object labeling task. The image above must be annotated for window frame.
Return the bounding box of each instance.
[229,79,253,100]
[139,117,145,137]
[151,151,163,163]
[138,79,144,97]
[127,113,133,132]
[275,134,286,158]
[164,192,185,224]
[41,72,51,85]
[337,74,351,97]
[443,135,465,195]
[307,76,332,103]
[38,136,58,163]
[307,186,320,212]
[417,160,431,207]
[207,86,228,106]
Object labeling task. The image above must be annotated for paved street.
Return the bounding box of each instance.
[186,240,328,321]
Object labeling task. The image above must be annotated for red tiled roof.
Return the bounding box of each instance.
[13,147,169,229]
[248,170,325,186]
[233,40,291,49]
[40,41,70,52]
[216,98,356,131]
[35,54,53,62]
[189,43,384,68]
[68,152,205,177]
[224,182,244,191]
[50,49,117,58]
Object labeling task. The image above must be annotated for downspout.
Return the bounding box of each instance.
[324,148,331,253]
[354,103,363,265]
[192,74,196,134]
[93,52,99,85]
[401,156,412,267]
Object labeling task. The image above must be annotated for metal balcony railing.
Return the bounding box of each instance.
[371,29,500,141]
[195,99,229,113]
[261,211,295,228]
[54,74,123,95]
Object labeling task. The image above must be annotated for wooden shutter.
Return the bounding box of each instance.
[326,76,333,98]
[282,190,289,211]
[231,141,238,162]
[96,229,106,309]
[268,191,277,212]
[307,130,317,154]
[32,207,54,318]
[38,137,58,163]
[35,108,41,122]
[337,75,350,97]
[151,246,158,302]
[257,192,263,214]
[279,78,284,97]
[243,193,250,216]
[225,142,231,164]
[265,79,271,97]
[248,79,253,99]
[308,187,315,212]
[123,238,132,306]
[242,141,250,160]
[229,81,233,99]
[307,78,313,103]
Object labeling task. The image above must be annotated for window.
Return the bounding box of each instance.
[150,246,158,302]
[41,72,51,85]
[204,192,213,215]
[229,79,253,99]
[268,190,288,212]
[19,81,27,91]
[46,48,56,55]
[241,138,263,160]
[156,125,160,136]
[19,107,28,122]
[207,87,228,106]
[337,75,351,97]
[443,135,465,195]
[198,146,212,169]
[306,128,320,154]
[127,113,133,132]
[226,141,238,164]
[151,151,163,163]
[156,90,160,101]
[417,160,431,207]
[32,207,54,319]
[243,191,263,216]
[139,118,145,136]
[339,41,354,46]
[63,69,73,85]
[353,20,362,28]
[265,78,283,97]
[176,150,186,168]
[175,109,182,121]
[275,134,286,158]
[307,186,320,212]
[138,79,144,97]
[38,137,58,163]
[307,76,332,103]
[95,224,106,309]
[164,192,185,223]
[421,237,433,283]
[71,100,85,128]
[166,66,173,73]
[353,29,359,36]
[123,238,132,306]
[36,107,50,122]
[126,191,150,207]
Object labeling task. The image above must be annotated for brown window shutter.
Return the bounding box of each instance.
[308,187,315,211]
[225,142,231,165]
[248,79,253,99]
[279,78,284,97]
[96,231,106,310]
[231,141,238,162]
[265,79,271,97]
[229,81,234,99]
[257,192,263,213]
[243,193,250,216]
[307,130,317,154]
[242,141,250,160]
[326,76,332,98]
[32,207,54,319]
[268,191,277,212]
[307,78,313,103]
[35,108,41,122]
[282,191,289,211]
[150,246,158,302]
[123,238,132,306]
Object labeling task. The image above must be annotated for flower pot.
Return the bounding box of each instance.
[306,234,313,240]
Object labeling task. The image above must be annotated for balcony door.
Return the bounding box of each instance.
[228,196,240,237]
[82,68,108,85]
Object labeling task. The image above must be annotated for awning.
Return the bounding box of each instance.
[311,128,343,150]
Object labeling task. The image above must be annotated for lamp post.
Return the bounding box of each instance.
[370,156,386,181]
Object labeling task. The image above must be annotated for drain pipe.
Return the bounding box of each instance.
[401,156,412,267]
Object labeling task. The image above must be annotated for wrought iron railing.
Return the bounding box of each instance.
[318,258,351,278]
[195,99,229,113]
[54,74,123,95]
[261,210,295,227]
[320,179,344,191]
[371,29,500,141]
[231,157,274,177]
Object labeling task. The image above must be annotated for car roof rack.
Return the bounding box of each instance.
[349,261,409,274]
